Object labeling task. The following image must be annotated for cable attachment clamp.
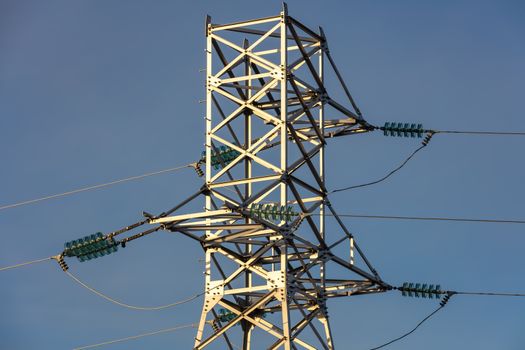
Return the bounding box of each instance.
[422,131,436,147]
[52,254,69,272]
[439,292,455,307]
[191,162,204,177]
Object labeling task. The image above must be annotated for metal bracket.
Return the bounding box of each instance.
[208,76,222,87]
[270,67,285,80]
[268,270,286,301]
[203,280,224,313]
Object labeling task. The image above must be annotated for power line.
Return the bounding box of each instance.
[72,323,197,350]
[436,130,525,136]
[1,259,210,311]
[0,164,193,212]
[331,126,525,194]
[455,291,525,297]
[393,284,525,299]
[372,286,525,349]
[369,304,445,350]
[5,210,524,275]
[376,123,525,137]
[325,213,525,225]
[331,144,426,194]
[2,130,522,212]
[66,270,203,311]
[0,257,52,271]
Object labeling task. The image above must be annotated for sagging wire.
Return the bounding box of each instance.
[330,119,525,194]
[1,256,223,312]
[331,135,433,194]
[373,281,525,349]
[0,261,210,312]
[369,293,453,350]
[338,120,525,195]
[371,281,456,349]
[65,270,205,311]
[1,223,219,312]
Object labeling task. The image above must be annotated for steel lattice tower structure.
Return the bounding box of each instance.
[146,4,389,349]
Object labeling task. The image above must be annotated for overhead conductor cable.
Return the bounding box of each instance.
[0,163,193,211]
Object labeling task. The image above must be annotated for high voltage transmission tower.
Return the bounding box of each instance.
[54,4,429,349]
[4,3,525,349]
[183,5,387,349]
[2,2,525,349]
[193,5,390,349]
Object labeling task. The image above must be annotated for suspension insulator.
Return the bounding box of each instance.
[217,308,237,323]
[248,204,298,222]
[399,282,442,299]
[201,146,241,170]
[380,122,424,138]
[215,308,266,326]
[63,232,119,262]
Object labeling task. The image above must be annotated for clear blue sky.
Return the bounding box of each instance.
[1,0,524,349]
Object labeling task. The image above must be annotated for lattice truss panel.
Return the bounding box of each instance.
[149,5,389,349]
